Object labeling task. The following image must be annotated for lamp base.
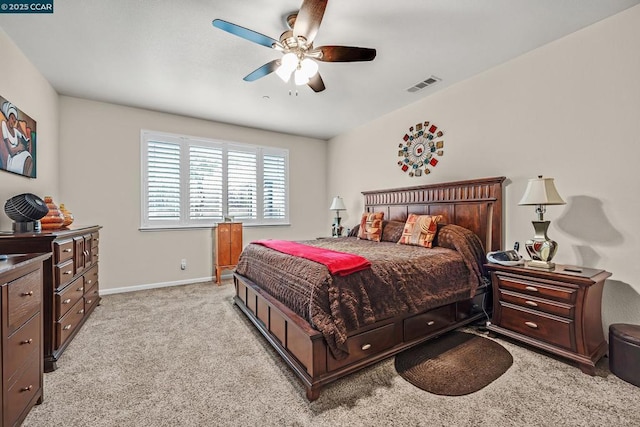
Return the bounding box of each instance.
[525,259,556,270]
[524,220,559,267]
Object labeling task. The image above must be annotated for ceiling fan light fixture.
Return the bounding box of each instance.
[275,52,298,82]
[300,58,319,78]
[294,68,310,85]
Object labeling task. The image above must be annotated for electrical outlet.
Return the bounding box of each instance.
[180,259,187,270]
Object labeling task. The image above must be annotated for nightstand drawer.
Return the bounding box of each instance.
[500,303,575,351]
[495,275,576,304]
[499,289,574,318]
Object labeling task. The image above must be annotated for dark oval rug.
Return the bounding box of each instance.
[394,331,513,396]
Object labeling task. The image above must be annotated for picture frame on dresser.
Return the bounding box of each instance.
[0,225,101,372]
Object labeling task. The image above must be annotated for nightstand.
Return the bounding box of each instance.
[485,263,611,375]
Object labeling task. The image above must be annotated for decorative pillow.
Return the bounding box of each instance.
[380,220,406,243]
[398,214,443,248]
[357,212,384,242]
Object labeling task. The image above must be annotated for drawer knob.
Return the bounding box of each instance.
[426,320,435,326]
[525,300,538,307]
[524,321,538,329]
[21,291,34,296]
[525,286,538,292]
[77,287,84,292]
[87,299,92,304]
[63,298,72,304]
[21,385,33,392]
[78,309,85,314]
[63,248,72,253]
[63,324,72,330]
[87,280,92,285]
[361,343,372,351]
[64,270,73,275]
[21,338,33,345]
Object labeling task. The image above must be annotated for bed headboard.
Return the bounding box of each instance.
[362,176,505,252]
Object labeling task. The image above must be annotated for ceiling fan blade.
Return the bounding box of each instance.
[316,46,377,62]
[213,19,278,49]
[293,0,327,44]
[243,59,280,82]
[307,72,326,92]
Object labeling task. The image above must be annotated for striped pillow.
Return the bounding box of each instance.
[398,214,443,248]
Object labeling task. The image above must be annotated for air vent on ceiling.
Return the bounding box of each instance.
[406,75,441,93]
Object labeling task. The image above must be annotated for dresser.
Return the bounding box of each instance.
[213,222,242,284]
[486,263,611,375]
[1,253,51,427]
[0,225,101,372]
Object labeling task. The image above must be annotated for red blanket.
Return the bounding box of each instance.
[252,239,371,276]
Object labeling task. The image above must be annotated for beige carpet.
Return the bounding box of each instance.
[24,282,640,427]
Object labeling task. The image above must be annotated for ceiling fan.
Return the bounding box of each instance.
[212,0,376,93]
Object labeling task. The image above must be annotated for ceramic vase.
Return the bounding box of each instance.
[59,203,74,227]
[40,196,65,230]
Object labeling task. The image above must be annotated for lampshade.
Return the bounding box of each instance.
[329,196,346,211]
[519,176,565,206]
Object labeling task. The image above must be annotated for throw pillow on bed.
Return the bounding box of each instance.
[357,212,384,242]
[398,214,443,248]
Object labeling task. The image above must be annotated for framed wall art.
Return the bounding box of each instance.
[397,121,444,177]
[1,95,37,178]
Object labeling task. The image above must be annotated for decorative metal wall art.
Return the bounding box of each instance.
[397,121,444,177]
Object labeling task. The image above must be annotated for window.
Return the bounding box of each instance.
[141,130,289,229]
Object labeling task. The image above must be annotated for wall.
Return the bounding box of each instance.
[327,5,640,330]
[0,28,59,222]
[58,97,327,293]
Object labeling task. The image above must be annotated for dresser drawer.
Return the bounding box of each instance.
[404,305,455,342]
[84,264,99,290]
[5,351,40,427]
[327,323,399,371]
[55,259,75,289]
[6,312,41,378]
[84,283,100,313]
[56,298,85,349]
[500,303,575,351]
[496,275,576,304]
[56,277,85,319]
[7,269,42,333]
[54,239,74,263]
[499,289,574,318]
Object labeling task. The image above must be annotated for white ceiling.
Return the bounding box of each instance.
[1,0,638,140]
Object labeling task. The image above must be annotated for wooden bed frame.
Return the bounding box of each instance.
[233,176,505,400]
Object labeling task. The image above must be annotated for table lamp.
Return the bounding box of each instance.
[329,196,346,237]
[518,176,565,269]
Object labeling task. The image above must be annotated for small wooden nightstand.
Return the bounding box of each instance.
[213,223,243,285]
[485,263,611,375]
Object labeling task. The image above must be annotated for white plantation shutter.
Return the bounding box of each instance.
[227,150,257,219]
[146,140,181,221]
[189,145,223,221]
[141,130,288,229]
[263,154,286,219]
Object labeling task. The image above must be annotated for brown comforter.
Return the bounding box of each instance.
[235,224,487,359]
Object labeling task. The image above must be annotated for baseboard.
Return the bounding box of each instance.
[99,274,230,295]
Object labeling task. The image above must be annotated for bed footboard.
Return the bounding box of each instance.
[233,273,490,400]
